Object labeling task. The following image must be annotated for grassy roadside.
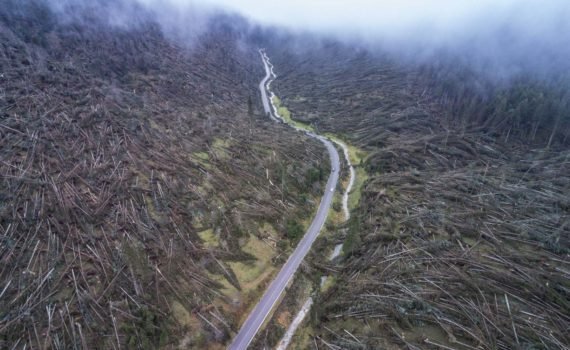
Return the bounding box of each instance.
[323,133,369,212]
[272,95,315,132]
[272,93,369,214]
[323,133,367,165]
[271,95,369,252]
[257,97,370,349]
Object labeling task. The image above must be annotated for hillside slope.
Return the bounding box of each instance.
[264,39,570,349]
[0,2,328,348]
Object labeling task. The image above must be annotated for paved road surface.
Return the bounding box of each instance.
[228,50,340,350]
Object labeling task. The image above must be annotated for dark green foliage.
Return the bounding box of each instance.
[122,307,165,349]
[332,201,342,212]
[285,218,304,242]
[305,166,324,184]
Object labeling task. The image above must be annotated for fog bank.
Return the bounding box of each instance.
[39,0,570,79]
[151,0,570,79]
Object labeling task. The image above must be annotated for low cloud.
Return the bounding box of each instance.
[41,0,570,79]
[156,0,570,79]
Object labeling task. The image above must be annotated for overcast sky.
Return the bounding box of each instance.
[163,0,567,79]
[136,0,570,38]
[65,0,567,79]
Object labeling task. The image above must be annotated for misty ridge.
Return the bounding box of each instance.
[132,0,570,82]
[9,0,570,83]
[252,1,570,85]
[2,0,252,53]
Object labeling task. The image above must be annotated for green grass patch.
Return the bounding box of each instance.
[229,235,275,289]
[197,229,218,248]
[260,222,279,238]
[323,133,367,165]
[288,324,316,350]
[143,195,162,222]
[349,167,368,211]
[171,300,193,327]
[272,96,314,132]
[193,151,209,161]
[212,137,231,159]
[192,151,211,169]
[346,143,367,166]
[343,215,362,256]
[327,192,345,226]
[321,133,369,211]
[321,276,336,293]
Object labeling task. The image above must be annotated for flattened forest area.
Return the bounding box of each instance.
[0,2,329,348]
[267,41,569,350]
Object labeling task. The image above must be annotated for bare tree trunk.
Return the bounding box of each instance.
[547,114,561,149]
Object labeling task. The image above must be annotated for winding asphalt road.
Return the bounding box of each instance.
[227,50,341,350]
